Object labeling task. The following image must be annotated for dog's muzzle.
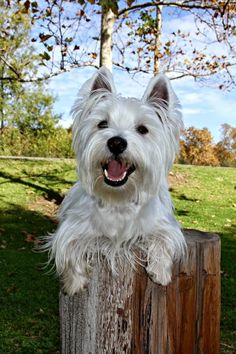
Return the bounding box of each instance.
[102,136,135,187]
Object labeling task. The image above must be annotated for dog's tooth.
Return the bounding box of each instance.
[104,170,127,182]
[104,169,108,178]
[118,171,127,181]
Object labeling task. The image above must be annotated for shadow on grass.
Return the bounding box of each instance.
[170,188,199,203]
[176,209,190,216]
[21,165,76,185]
[220,224,236,239]
[1,201,55,238]
[0,171,64,205]
[177,193,199,202]
[0,203,59,353]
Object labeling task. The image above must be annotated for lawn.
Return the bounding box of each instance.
[0,159,235,353]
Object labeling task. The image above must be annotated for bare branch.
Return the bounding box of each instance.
[0,62,97,83]
[0,55,21,79]
[118,1,222,17]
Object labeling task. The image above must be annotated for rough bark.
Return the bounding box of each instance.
[100,7,116,71]
[60,229,221,354]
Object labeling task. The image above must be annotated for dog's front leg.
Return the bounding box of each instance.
[145,239,174,286]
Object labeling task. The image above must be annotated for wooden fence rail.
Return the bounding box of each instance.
[59,229,220,354]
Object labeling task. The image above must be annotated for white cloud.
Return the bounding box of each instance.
[182,108,202,115]
[171,76,236,141]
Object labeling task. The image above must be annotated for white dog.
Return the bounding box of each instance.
[45,67,186,295]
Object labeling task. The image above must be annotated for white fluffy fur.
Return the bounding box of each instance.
[45,67,186,295]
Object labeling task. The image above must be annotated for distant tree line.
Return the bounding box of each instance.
[177,124,236,167]
[0,123,235,167]
[0,126,73,158]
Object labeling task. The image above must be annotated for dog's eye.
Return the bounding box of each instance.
[97,120,108,129]
[137,125,149,135]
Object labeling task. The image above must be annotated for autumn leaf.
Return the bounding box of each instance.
[22,230,36,243]
[22,0,30,13]
[89,52,97,59]
[39,33,52,42]
[6,284,18,294]
[127,0,135,6]
[76,10,85,17]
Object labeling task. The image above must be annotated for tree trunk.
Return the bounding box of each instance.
[60,229,221,354]
[100,7,116,71]
[154,5,162,75]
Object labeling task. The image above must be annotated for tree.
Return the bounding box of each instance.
[214,124,236,166]
[0,1,59,134]
[12,87,59,134]
[180,127,219,166]
[10,0,236,89]
[114,1,236,87]
[100,5,116,70]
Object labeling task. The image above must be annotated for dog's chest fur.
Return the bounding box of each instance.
[62,182,165,243]
[93,198,157,242]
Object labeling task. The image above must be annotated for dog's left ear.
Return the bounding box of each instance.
[142,74,183,145]
[142,74,170,106]
[90,66,115,94]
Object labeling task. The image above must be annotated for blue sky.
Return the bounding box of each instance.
[48,66,236,143]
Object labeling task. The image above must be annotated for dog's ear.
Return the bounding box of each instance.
[90,66,115,94]
[142,74,170,106]
[142,74,183,143]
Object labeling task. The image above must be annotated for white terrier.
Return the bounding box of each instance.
[45,67,186,295]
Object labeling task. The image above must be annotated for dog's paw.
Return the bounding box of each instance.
[62,270,89,296]
[146,262,172,286]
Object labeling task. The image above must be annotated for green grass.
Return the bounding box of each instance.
[0,159,235,353]
[0,160,75,354]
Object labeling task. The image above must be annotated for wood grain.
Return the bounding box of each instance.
[60,229,221,354]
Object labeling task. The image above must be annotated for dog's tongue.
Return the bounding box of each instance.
[107,160,127,180]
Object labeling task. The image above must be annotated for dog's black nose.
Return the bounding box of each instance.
[107,136,127,155]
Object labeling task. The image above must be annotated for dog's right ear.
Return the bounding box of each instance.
[90,66,115,94]
[142,74,171,107]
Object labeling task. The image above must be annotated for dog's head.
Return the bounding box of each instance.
[71,67,183,204]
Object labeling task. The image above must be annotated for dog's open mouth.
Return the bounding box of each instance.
[102,159,135,187]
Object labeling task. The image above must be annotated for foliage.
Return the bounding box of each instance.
[12,0,236,88]
[0,159,235,352]
[0,0,236,89]
[0,127,74,158]
[177,124,236,167]
[215,124,236,167]
[0,0,59,133]
[0,1,34,80]
[116,1,236,87]
[179,127,220,166]
[1,124,235,166]
[10,87,60,134]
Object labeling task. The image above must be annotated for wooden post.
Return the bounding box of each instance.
[59,229,221,354]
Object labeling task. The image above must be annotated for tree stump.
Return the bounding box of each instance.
[59,229,221,354]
